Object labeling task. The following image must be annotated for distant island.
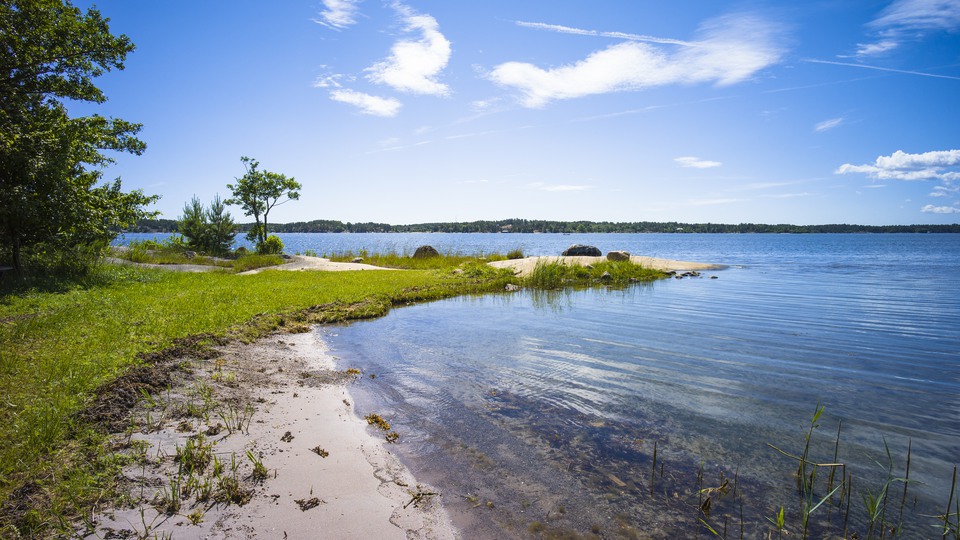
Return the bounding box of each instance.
[131,218,960,235]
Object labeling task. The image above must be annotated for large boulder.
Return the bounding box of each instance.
[413,245,440,259]
[562,244,601,256]
[606,250,631,262]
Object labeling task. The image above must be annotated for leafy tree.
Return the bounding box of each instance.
[226,156,301,252]
[0,0,157,272]
[177,195,237,256]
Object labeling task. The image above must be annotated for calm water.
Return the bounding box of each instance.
[317,233,959,539]
[120,232,960,537]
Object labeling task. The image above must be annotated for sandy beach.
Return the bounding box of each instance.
[80,251,720,538]
[83,331,457,539]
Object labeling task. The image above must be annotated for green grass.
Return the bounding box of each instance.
[328,249,521,269]
[0,263,513,536]
[525,259,667,289]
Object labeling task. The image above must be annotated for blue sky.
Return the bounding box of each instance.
[73,0,960,225]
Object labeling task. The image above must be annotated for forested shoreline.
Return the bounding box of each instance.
[131,218,960,234]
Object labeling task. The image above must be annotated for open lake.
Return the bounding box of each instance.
[120,232,960,537]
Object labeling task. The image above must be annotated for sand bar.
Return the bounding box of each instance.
[487,255,725,277]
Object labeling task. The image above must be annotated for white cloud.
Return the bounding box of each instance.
[869,0,960,32]
[313,70,348,88]
[839,150,960,209]
[329,89,402,117]
[488,14,784,108]
[814,117,844,132]
[514,21,694,46]
[366,4,451,96]
[931,185,960,196]
[836,149,960,181]
[315,0,362,30]
[921,204,960,213]
[675,156,723,169]
[851,40,900,56]
[853,0,960,57]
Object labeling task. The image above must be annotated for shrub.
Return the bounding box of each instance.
[177,195,237,256]
[506,248,525,260]
[257,235,284,255]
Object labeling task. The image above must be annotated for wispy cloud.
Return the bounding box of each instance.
[366,4,452,96]
[329,89,402,117]
[814,117,844,132]
[804,58,960,80]
[854,0,960,57]
[869,0,960,32]
[488,14,785,108]
[931,185,960,197]
[313,69,350,88]
[847,40,900,57]
[315,0,362,30]
[675,156,723,169]
[514,21,694,46]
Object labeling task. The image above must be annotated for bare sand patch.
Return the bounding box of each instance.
[81,331,456,539]
[238,255,394,275]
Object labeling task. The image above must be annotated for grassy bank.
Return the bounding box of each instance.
[0,261,515,536]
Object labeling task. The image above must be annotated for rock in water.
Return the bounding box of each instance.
[413,245,440,259]
[562,244,601,256]
[606,250,630,261]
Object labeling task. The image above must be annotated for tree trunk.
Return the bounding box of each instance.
[12,234,22,274]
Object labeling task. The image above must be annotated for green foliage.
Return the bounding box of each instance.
[0,0,158,273]
[525,259,666,289]
[177,195,237,256]
[256,234,284,255]
[225,157,301,247]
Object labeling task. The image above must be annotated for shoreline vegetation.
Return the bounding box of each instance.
[129,218,960,235]
[0,249,675,537]
[2,251,957,538]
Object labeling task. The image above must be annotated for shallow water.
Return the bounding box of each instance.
[316,234,960,538]
[118,231,960,536]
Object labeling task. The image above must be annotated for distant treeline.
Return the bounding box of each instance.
[129,218,960,234]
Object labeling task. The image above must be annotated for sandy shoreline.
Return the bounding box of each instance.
[81,252,721,538]
[83,331,457,539]
[487,255,725,277]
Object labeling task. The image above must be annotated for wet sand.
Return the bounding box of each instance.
[83,332,456,539]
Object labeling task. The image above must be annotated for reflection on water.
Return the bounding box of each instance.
[324,248,959,537]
